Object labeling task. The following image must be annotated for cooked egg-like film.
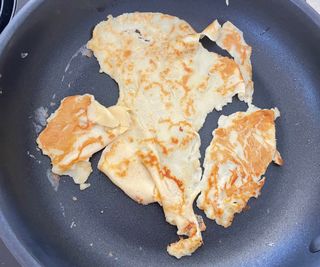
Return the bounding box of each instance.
[87,12,254,258]
[37,94,130,187]
[197,107,283,228]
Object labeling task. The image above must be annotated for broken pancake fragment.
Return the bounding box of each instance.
[197,107,283,228]
[37,94,130,187]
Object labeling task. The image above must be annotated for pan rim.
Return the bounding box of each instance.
[0,2,43,267]
[0,0,319,266]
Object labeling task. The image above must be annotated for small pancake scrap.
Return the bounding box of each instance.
[197,107,283,228]
[37,94,130,187]
[210,21,253,103]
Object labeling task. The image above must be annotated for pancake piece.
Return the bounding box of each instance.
[135,118,204,258]
[87,13,250,131]
[98,117,157,205]
[88,12,253,258]
[207,21,253,103]
[98,115,204,257]
[197,107,283,228]
[188,19,253,103]
[37,94,130,187]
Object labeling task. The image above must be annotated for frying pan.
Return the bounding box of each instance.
[0,0,320,266]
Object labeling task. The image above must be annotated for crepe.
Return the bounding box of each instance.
[37,94,130,187]
[197,107,283,227]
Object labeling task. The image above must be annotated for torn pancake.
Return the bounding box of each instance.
[37,94,130,187]
[98,115,204,257]
[197,107,283,228]
[214,21,253,103]
[136,119,203,258]
[88,12,254,258]
[87,13,251,130]
[190,19,253,103]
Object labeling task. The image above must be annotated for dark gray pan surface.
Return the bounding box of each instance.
[0,0,320,266]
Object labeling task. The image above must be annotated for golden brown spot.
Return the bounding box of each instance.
[144,82,170,97]
[179,23,192,32]
[182,62,192,73]
[161,68,170,76]
[109,158,131,177]
[135,196,144,204]
[103,59,113,69]
[181,135,196,146]
[125,79,132,86]
[148,128,157,134]
[183,222,197,237]
[141,138,169,155]
[222,31,250,64]
[158,120,196,146]
[149,59,157,67]
[216,82,241,96]
[107,131,116,140]
[171,137,179,144]
[59,136,104,171]
[153,188,162,203]
[274,150,284,166]
[197,77,209,92]
[137,150,161,172]
[124,50,132,58]
[184,98,196,117]
[127,63,134,71]
[161,166,184,191]
[209,56,241,95]
[181,75,191,90]
[139,73,148,84]
[159,118,173,124]
[38,95,93,164]
[165,102,173,109]
[168,120,192,130]
[214,57,238,79]
[174,49,182,57]
[102,142,118,161]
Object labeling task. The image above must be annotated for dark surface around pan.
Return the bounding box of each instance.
[0,0,320,266]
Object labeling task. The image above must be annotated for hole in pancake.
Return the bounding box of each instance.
[134,29,150,42]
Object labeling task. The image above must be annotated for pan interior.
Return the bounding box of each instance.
[0,0,320,266]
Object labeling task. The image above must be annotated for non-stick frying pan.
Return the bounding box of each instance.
[0,0,320,266]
